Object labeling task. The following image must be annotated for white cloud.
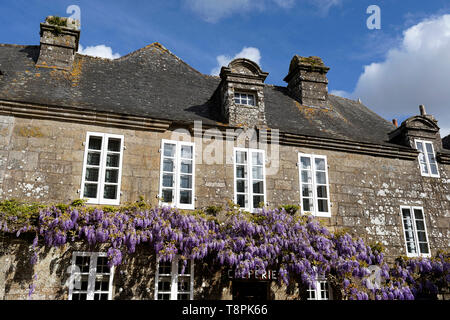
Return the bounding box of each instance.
[333,14,450,138]
[185,0,341,22]
[78,44,121,59]
[211,47,262,75]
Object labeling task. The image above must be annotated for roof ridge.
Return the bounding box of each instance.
[0,44,36,48]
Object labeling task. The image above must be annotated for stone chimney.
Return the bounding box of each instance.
[218,58,268,128]
[36,16,80,70]
[283,55,330,109]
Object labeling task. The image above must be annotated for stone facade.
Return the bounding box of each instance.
[0,15,449,300]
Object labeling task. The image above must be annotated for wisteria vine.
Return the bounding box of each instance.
[0,200,448,300]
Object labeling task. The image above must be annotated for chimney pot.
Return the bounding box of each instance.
[419,104,426,115]
[392,119,398,127]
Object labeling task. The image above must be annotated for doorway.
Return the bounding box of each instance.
[232,280,269,300]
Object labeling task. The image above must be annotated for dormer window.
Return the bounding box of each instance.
[415,139,439,177]
[234,92,256,106]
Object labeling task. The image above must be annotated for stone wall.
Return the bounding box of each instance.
[0,115,449,260]
[0,114,449,299]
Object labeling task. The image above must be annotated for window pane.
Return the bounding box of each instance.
[83,183,98,198]
[237,194,246,208]
[163,174,173,187]
[88,136,102,150]
[178,278,191,292]
[236,165,246,178]
[236,180,246,193]
[315,158,326,171]
[178,260,191,274]
[236,151,247,164]
[158,261,172,274]
[303,198,313,212]
[181,145,193,159]
[80,278,88,291]
[158,293,171,300]
[317,199,328,212]
[158,280,171,291]
[106,154,120,168]
[300,157,311,170]
[414,209,423,220]
[302,184,313,197]
[248,95,255,106]
[104,185,117,199]
[107,138,121,152]
[252,167,263,180]
[94,293,108,300]
[407,241,417,254]
[96,257,110,274]
[75,256,90,272]
[72,293,87,300]
[162,189,173,202]
[105,169,118,183]
[163,159,174,172]
[317,186,327,198]
[417,231,427,242]
[253,181,264,194]
[180,175,192,189]
[87,152,101,166]
[94,278,110,291]
[425,143,434,154]
[402,208,412,218]
[415,220,425,231]
[164,144,176,157]
[85,168,99,182]
[419,243,429,254]
[253,195,264,209]
[180,160,192,174]
[430,163,438,175]
[178,293,190,300]
[179,190,192,204]
[301,170,312,183]
[316,172,326,184]
[252,152,263,166]
[416,141,424,152]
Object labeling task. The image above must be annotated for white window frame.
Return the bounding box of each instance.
[80,132,124,205]
[307,279,332,300]
[159,139,196,210]
[68,252,114,300]
[400,206,431,258]
[415,139,439,178]
[234,92,256,106]
[233,147,266,212]
[298,153,331,217]
[154,255,194,300]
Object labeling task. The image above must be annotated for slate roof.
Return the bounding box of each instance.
[0,42,398,146]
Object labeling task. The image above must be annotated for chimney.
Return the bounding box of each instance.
[419,104,426,115]
[36,16,80,70]
[392,119,398,127]
[283,55,330,109]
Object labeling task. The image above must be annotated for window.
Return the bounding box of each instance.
[307,280,331,300]
[298,154,331,217]
[159,140,195,209]
[234,148,266,212]
[401,206,430,257]
[415,140,439,177]
[68,252,114,300]
[81,132,124,205]
[234,92,256,106]
[155,256,194,300]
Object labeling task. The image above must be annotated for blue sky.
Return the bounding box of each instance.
[1,0,450,136]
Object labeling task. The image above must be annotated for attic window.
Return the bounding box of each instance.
[234,92,256,106]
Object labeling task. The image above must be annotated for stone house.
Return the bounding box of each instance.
[0,17,449,300]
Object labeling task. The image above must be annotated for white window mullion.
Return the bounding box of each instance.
[98,137,107,205]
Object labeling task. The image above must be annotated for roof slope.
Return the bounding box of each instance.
[0,43,396,145]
